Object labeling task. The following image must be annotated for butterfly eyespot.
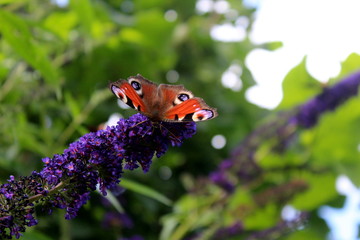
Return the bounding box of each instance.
[111,85,126,101]
[173,93,191,105]
[178,93,190,102]
[131,81,141,90]
[129,79,143,96]
[192,109,215,121]
[171,93,188,106]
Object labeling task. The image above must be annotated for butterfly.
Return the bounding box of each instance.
[109,74,218,122]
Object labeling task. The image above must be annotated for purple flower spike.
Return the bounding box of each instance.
[213,222,244,239]
[210,71,360,192]
[209,170,235,193]
[0,113,196,239]
[294,71,360,128]
[120,235,145,240]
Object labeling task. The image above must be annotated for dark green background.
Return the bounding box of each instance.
[0,0,359,239]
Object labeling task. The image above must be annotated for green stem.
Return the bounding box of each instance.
[28,180,67,203]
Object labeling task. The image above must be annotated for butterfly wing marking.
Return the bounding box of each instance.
[164,97,218,122]
[110,80,149,113]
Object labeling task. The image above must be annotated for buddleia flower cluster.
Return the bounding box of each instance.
[0,113,196,239]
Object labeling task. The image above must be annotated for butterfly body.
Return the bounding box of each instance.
[110,74,218,122]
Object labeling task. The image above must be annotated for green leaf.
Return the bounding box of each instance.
[0,10,59,86]
[278,59,322,109]
[266,41,283,51]
[284,228,325,240]
[291,172,337,210]
[243,203,279,230]
[0,0,26,3]
[162,194,220,240]
[136,0,167,9]
[338,53,360,80]
[70,0,94,35]
[300,95,360,184]
[228,187,253,210]
[259,150,305,169]
[102,190,124,213]
[301,96,360,164]
[160,215,179,240]
[16,112,48,156]
[21,230,53,240]
[136,9,174,46]
[119,28,144,44]
[65,91,81,118]
[43,12,78,41]
[120,178,172,206]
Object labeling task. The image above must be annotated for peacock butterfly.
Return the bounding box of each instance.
[109,74,218,122]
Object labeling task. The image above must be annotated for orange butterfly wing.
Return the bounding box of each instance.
[110,80,149,113]
[164,98,218,122]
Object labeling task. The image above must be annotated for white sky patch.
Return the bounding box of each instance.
[221,63,243,91]
[196,0,247,42]
[319,175,360,240]
[245,48,303,108]
[196,0,230,14]
[245,0,360,109]
[213,0,230,14]
[243,0,263,8]
[52,0,68,7]
[336,175,357,195]
[236,16,250,28]
[211,134,226,149]
[210,22,246,42]
[196,0,213,14]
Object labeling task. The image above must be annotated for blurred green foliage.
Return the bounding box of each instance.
[0,0,360,239]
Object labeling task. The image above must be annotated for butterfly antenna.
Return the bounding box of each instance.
[130,119,149,128]
[142,124,154,138]
[129,119,154,138]
[159,123,182,144]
